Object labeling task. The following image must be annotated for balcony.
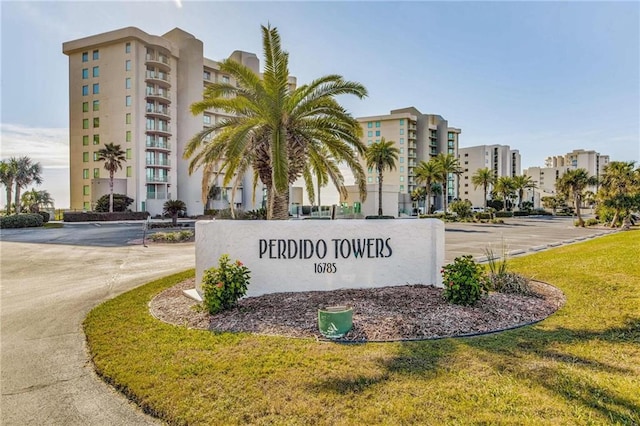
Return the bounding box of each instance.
[146,158,171,168]
[145,71,171,87]
[146,191,171,200]
[145,54,170,70]
[146,105,170,119]
[145,90,171,103]
[146,124,171,136]
[146,139,171,151]
[146,175,169,183]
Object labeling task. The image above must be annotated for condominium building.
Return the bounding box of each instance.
[524,149,610,207]
[458,145,521,207]
[344,107,460,216]
[63,26,287,215]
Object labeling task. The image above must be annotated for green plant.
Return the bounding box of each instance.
[149,230,194,242]
[95,194,134,212]
[202,254,251,314]
[441,255,488,306]
[449,200,472,218]
[0,213,44,228]
[163,199,187,225]
[38,211,50,223]
[488,272,533,295]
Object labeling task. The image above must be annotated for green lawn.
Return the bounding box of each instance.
[84,230,640,425]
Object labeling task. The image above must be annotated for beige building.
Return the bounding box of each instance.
[458,145,521,207]
[524,149,609,207]
[347,107,460,216]
[63,26,290,215]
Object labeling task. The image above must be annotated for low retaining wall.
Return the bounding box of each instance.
[195,219,444,297]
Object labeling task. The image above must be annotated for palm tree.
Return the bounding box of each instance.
[0,159,17,214]
[493,176,516,211]
[21,189,54,213]
[184,25,367,220]
[471,168,495,210]
[512,175,537,210]
[13,156,43,214]
[96,143,126,213]
[598,161,637,226]
[556,168,597,227]
[433,153,462,214]
[163,199,187,226]
[414,159,442,215]
[365,137,399,216]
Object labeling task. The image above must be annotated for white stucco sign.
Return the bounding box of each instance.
[195,219,444,298]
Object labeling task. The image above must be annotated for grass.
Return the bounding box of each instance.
[43,222,64,229]
[84,230,640,425]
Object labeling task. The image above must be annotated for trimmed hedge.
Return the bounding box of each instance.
[1,213,44,229]
[513,211,530,217]
[365,215,395,219]
[38,211,50,223]
[494,211,514,218]
[475,212,492,220]
[63,211,149,222]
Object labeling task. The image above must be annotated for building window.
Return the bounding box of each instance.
[93,117,99,128]
[375,131,380,137]
[367,131,372,137]
[203,115,211,125]
[92,66,99,77]
[82,119,89,129]
[92,50,99,60]
[367,140,372,146]
[82,102,89,112]
[400,157,404,163]
[92,100,99,111]
[126,131,132,142]
[367,177,373,183]
[125,96,132,106]
[125,42,131,53]
[83,201,90,210]
[83,135,89,146]
[400,166,404,172]
[400,138,404,144]
[203,71,211,80]
[82,85,88,96]
[93,134,100,145]
[375,121,380,127]
[126,166,132,177]
[82,152,89,162]
[125,78,131,89]
[92,83,99,94]
[82,52,88,62]
[93,168,100,178]
[83,169,89,179]
[126,113,131,124]
[125,60,131,71]
[93,152,99,161]
[82,68,89,79]
[126,149,132,159]
[464,161,468,165]
[83,185,90,196]
[400,176,405,182]
[368,167,373,173]
[400,185,404,192]
[400,148,404,154]
[367,122,372,128]
[399,119,404,125]
[399,129,404,135]
[222,75,230,83]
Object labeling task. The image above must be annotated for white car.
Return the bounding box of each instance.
[471,207,485,213]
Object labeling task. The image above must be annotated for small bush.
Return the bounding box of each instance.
[513,211,530,217]
[585,218,599,226]
[488,272,534,295]
[442,255,489,306]
[244,208,267,220]
[202,255,251,315]
[38,211,50,223]
[365,215,395,219]
[475,212,492,220]
[494,211,514,218]
[532,209,552,216]
[95,194,134,212]
[1,213,44,229]
[449,200,472,218]
[149,230,194,242]
[63,211,149,222]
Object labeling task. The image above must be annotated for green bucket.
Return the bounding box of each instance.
[318,306,353,339]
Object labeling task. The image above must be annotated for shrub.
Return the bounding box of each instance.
[449,200,472,218]
[475,212,492,220]
[95,194,134,212]
[487,200,504,211]
[63,211,149,222]
[0,213,44,229]
[513,211,529,217]
[365,215,395,219]
[38,211,50,223]
[532,208,552,216]
[488,272,534,296]
[149,230,194,242]
[584,218,599,226]
[494,211,514,218]
[442,255,488,306]
[202,254,251,314]
[244,208,267,220]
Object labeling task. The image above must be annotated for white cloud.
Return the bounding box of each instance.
[1,124,69,169]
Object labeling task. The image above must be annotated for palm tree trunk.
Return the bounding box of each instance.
[425,185,431,215]
[109,171,115,213]
[483,184,488,210]
[442,182,448,213]
[610,209,620,227]
[317,175,321,212]
[378,167,383,216]
[14,185,21,214]
[5,187,12,214]
[575,194,584,226]
[272,190,290,220]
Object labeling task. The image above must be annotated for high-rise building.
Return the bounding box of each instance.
[458,145,521,207]
[63,26,290,215]
[345,107,460,216]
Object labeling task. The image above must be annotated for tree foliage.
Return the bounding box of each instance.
[364,137,399,216]
[96,143,126,213]
[95,193,133,212]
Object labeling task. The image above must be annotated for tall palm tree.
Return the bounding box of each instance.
[556,168,597,227]
[598,161,637,226]
[365,137,399,216]
[0,159,17,214]
[163,199,187,226]
[512,174,537,210]
[493,176,516,211]
[184,25,367,220]
[414,159,442,214]
[13,156,43,214]
[433,153,462,214]
[471,168,495,210]
[21,189,54,213]
[96,143,126,213]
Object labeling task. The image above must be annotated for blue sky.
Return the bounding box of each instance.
[1,1,638,209]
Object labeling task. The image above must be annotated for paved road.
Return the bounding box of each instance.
[0,217,616,424]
